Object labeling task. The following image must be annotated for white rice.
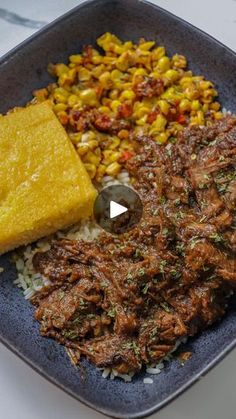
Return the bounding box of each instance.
[143,378,154,384]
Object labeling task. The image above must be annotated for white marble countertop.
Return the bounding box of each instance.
[0,1,236,418]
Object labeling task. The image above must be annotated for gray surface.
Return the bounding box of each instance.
[0,0,235,418]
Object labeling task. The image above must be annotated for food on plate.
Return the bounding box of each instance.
[13,34,235,381]
[30,115,236,377]
[33,33,222,182]
[0,102,96,254]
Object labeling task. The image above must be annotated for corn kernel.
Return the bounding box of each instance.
[214,111,223,120]
[191,100,201,111]
[54,93,68,104]
[120,90,136,101]
[210,102,221,111]
[156,56,171,72]
[179,99,191,112]
[84,163,96,179]
[164,69,179,83]
[109,89,119,100]
[88,140,99,150]
[97,32,122,50]
[99,71,112,88]
[139,41,155,51]
[110,100,121,112]
[53,103,67,113]
[54,63,68,77]
[154,132,169,144]
[105,162,121,176]
[172,54,187,69]
[151,46,166,61]
[111,69,123,81]
[202,103,209,113]
[151,114,167,132]
[199,80,213,90]
[136,115,148,125]
[96,164,107,180]
[92,64,106,78]
[92,55,103,65]
[69,132,82,145]
[77,143,90,155]
[196,110,205,125]
[78,67,92,81]
[67,94,79,107]
[84,151,101,166]
[202,88,217,103]
[134,106,150,119]
[133,68,147,78]
[120,139,133,149]
[185,87,199,100]
[157,100,170,115]
[108,136,120,149]
[80,89,98,106]
[98,106,110,114]
[69,54,82,64]
[57,111,68,125]
[81,131,96,143]
[118,129,129,139]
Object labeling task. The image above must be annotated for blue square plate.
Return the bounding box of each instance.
[0,1,236,417]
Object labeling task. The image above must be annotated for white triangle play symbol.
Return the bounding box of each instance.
[109,200,128,219]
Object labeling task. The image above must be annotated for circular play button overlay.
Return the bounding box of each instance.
[93,185,143,234]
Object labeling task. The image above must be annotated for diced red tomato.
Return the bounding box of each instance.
[177,114,186,124]
[118,103,133,118]
[119,150,135,163]
[147,110,159,124]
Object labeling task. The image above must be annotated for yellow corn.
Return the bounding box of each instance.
[69,54,82,64]
[67,94,79,107]
[88,140,99,150]
[109,89,119,100]
[53,103,67,113]
[179,99,191,112]
[172,54,187,69]
[118,129,129,139]
[154,132,169,144]
[110,100,121,112]
[84,163,96,179]
[99,71,112,88]
[84,151,101,166]
[139,41,155,51]
[164,69,179,83]
[98,106,110,114]
[105,162,121,176]
[44,32,222,182]
[158,100,170,115]
[191,100,201,111]
[108,136,120,149]
[120,90,136,101]
[156,56,171,72]
[78,67,92,81]
[80,89,98,106]
[151,46,166,61]
[92,55,103,65]
[77,143,90,156]
[151,114,167,132]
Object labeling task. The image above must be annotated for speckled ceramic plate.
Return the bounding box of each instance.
[0,0,236,418]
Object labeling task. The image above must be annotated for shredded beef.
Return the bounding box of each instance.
[31,116,236,374]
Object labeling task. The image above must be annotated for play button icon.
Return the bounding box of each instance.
[94,185,143,234]
[110,201,128,219]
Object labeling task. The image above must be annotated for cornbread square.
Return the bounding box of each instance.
[0,102,97,254]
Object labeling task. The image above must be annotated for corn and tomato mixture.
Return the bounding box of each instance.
[33,32,223,182]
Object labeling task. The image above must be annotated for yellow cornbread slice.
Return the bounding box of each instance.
[0,102,97,254]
